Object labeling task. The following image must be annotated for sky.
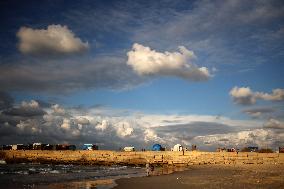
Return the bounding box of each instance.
[0,0,284,151]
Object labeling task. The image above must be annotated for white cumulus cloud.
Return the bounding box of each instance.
[192,129,277,149]
[17,24,89,55]
[21,100,40,109]
[115,122,134,138]
[144,129,164,143]
[127,43,210,81]
[255,89,284,101]
[230,87,256,105]
[76,117,90,125]
[61,118,71,130]
[95,120,109,131]
[230,87,284,105]
[51,104,66,115]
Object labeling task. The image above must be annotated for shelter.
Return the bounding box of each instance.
[33,143,42,150]
[227,148,237,152]
[173,144,183,151]
[123,146,135,152]
[42,144,55,150]
[1,145,12,150]
[152,144,165,151]
[12,145,17,150]
[83,144,98,150]
[56,144,76,150]
[248,146,258,152]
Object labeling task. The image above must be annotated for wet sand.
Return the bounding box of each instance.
[114,164,284,189]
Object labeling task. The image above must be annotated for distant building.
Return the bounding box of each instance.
[42,144,55,150]
[248,146,258,152]
[33,143,42,150]
[12,145,17,150]
[123,146,135,152]
[83,144,98,150]
[1,145,12,150]
[216,147,227,152]
[68,145,76,150]
[56,144,76,150]
[227,148,237,152]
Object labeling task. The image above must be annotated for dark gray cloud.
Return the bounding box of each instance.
[2,109,44,117]
[2,99,45,117]
[0,99,44,125]
[263,119,284,129]
[3,107,45,117]
[0,55,144,93]
[0,91,13,110]
[153,122,237,142]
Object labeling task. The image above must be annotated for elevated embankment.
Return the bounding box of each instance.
[1,150,283,166]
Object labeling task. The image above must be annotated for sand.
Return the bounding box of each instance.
[113,164,284,189]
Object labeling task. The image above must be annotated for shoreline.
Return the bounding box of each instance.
[0,163,146,189]
[113,164,284,189]
[2,150,284,188]
[2,150,284,166]
[1,160,284,189]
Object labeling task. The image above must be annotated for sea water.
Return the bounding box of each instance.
[0,163,146,189]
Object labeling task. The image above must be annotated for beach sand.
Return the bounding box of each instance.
[114,164,284,189]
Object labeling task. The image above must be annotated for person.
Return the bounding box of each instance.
[146,163,150,176]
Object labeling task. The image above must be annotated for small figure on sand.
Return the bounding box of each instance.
[146,162,150,176]
[146,161,154,176]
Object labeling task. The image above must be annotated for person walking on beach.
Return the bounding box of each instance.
[146,162,150,176]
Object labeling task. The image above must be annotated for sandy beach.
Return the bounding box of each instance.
[114,164,284,189]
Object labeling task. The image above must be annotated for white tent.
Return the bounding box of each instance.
[173,144,183,151]
[123,146,135,152]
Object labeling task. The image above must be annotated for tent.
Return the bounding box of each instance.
[152,144,163,151]
[173,144,183,151]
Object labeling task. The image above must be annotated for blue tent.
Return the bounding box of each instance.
[152,144,163,151]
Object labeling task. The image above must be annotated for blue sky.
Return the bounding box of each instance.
[0,0,283,150]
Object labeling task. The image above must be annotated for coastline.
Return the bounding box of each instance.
[0,163,145,189]
[113,164,284,189]
[2,150,284,166]
[1,150,284,188]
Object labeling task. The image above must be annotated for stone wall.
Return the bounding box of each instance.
[2,150,284,166]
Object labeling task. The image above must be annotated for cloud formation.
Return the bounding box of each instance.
[116,122,134,138]
[0,55,143,93]
[192,129,281,150]
[2,96,281,150]
[0,93,282,150]
[2,100,45,117]
[230,87,255,105]
[17,25,89,55]
[255,89,284,101]
[230,87,284,105]
[127,43,210,81]
[243,107,275,118]
[127,0,284,70]
[264,119,284,129]
[0,91,13,110]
